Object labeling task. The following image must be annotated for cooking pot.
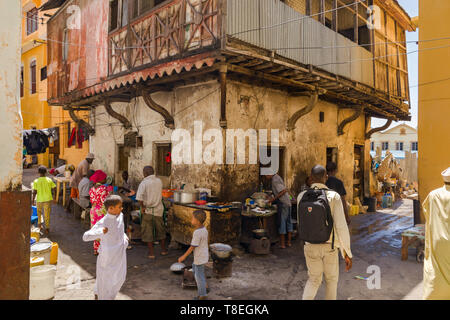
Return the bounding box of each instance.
[252,229,268,239]
[174,190,199,204]
[209,243,233,259]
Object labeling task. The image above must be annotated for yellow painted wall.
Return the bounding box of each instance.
[22,0,89,168]
[21,0,50,167]
[49,107,90,168]
[418,1,450,218]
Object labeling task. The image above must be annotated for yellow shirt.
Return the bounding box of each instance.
[422,185,450,300]
[32,177,56,203]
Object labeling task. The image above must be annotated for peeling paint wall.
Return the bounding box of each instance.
[0,1,23,191]
[90,81,221,192]
[223,81,371,202]
[90,78,370,202]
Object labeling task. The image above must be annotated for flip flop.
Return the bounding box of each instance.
[160,251,169,256]
[148,255,156,259]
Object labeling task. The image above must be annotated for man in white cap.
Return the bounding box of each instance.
[70,153,95,200]
[422,167,450,300]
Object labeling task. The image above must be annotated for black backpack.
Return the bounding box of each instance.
[298,188,335,248]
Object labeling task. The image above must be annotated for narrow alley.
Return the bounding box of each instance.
[23,169,423,300]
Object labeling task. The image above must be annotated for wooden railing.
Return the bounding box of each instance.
[108,0,222,76]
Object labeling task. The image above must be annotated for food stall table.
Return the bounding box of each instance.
[54,176,71,207]
[168,203,241,246]
[240,208,278,244]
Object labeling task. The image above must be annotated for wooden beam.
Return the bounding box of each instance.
[139,86,175,129]
[337,106,364,136]
[365,119,393,139]
[226,63,319,92]
[68,107,95,135]
[286,93,319,131]
[104,97,132,129]
[219,64,227,128]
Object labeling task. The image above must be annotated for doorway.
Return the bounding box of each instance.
[353,145,364,201]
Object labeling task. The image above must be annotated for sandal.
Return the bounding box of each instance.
[160,251,169,256]
[148,255,156,259]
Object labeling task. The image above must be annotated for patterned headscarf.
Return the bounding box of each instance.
[90,170,107,184]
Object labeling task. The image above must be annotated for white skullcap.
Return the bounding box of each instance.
[442,167,450,182]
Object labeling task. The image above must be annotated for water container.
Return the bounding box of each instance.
[50,242,59,265]
[31,227,40,242]
[31,242,52,264]
[30,238,36,246]
[29,265,56,300]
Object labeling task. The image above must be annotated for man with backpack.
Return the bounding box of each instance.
[297,165,352,300]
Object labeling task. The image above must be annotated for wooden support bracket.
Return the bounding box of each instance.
[365,119,393,139]
[68,107,95,136]
[286,92,319,131]
[337,106,364,136]
[104,98,132,129]
[139,86,175,129]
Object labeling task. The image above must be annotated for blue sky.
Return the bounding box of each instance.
[371,0,418,129]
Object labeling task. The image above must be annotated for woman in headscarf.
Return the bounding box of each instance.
[88,170,113,255]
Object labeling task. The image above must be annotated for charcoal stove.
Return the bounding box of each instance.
[211,252,233,278]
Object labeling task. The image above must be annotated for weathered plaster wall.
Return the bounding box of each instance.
[0,1,23,191]
[224,81,370,202]
[90,81,222,193]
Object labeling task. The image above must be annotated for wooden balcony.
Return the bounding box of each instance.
[108,0,223,77]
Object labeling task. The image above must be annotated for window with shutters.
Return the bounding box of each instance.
[382,142,389,151]
[30,60,37,94]
[26,8,39,35]
[41,66,47,81]
[411,142,418,151]
[396,142,404,151]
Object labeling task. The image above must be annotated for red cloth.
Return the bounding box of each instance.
[68,128,76,147]
[90,170,107,184]
[76,128,84,148]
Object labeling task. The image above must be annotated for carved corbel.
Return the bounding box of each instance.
[104,97,132,129]
[365,119,393,139]
[68,107,95,135]
[138,86,175,129]
[286,92,319,131]
[337,106,364,136]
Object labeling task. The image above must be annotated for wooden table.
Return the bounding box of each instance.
[54,177,71,207]
[401,224,425,261]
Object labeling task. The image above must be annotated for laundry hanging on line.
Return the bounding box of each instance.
[68,125,87,148]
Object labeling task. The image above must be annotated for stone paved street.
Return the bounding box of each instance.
[24,169,423,300]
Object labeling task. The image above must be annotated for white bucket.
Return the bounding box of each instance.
[31,242,52,265]
[29,265,57,300]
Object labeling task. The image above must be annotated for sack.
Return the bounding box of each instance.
[298,188,334,248]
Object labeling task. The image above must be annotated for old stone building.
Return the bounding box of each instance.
[44,0,414,203]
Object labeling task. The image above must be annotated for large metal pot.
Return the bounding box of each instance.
[210,243,233,259]
[174,190,199,204]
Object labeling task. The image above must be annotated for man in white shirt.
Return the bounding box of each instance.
[136,166,167,259]
[297,165,352,300]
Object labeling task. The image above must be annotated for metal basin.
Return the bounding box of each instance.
[174,190,199,204]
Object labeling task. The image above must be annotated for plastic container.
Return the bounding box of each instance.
[31,206,38,226]
[29,265,56,300]
[30,238,36,246]
[50,242,59,265]
[30,256,45,268]
[31,227,40,242]
[31,242,52,264]
[350,205,359,216]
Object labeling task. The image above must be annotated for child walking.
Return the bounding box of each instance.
[32,166,56,235]
[178,210,209,300]
[82,195,128,300]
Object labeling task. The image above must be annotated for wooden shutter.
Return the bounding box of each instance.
[30,61,36,94]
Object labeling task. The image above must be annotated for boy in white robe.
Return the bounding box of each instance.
[83,195,128,300]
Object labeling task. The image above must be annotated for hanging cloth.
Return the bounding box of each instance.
[68,127,77,147]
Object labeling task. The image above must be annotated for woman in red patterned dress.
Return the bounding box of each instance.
[89,170,113,255]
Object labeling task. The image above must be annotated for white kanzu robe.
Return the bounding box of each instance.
[83,213,128,300]
[422,185,450,300]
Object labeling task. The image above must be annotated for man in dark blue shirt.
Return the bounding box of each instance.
[326,162,350,225]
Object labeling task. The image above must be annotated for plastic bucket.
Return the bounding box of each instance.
[29,265,56,300]
[30,256,45,268]
[31,242,52,264]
